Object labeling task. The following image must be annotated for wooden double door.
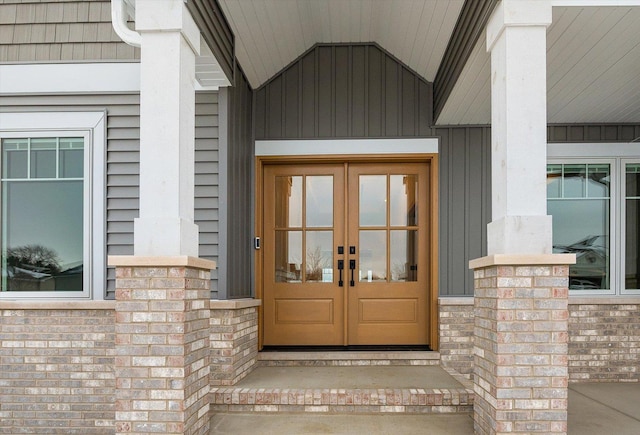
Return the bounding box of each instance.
[262,162,430,346]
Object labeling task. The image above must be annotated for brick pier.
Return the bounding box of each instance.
[111,256,215,435]
[470,255,574,434]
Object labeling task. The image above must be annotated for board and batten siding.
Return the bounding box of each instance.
[0,92,221,299]
[254,43,433,140]
[0,0,139,62]
[218,68,253,299]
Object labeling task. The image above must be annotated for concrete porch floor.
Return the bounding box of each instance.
[210,365,640,434]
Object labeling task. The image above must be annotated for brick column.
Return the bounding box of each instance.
[470,255,574,434]
[110,256,215,435]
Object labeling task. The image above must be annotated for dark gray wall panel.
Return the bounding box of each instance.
[255,43,433,140]
[548,124,640,142]
[220,68,253,299]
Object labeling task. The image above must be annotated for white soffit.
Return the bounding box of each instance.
[218,0,464,89]
[436,6,640,125]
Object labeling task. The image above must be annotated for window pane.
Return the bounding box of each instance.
[306,176,333,227]
[2,181,83,291]
[549,199,609,290]
[2,139,28,179]
[587,164,610,198]
[626,164,640,290]
[547,164,562,199]
[274,231,302,282]
[359,175,386,227]
[30,138,56,179]
[59,138,84,178]
[275,176,302,228]
[390,230,418,282]
[305,231,333,282]
[390,175,418,226]
[563,164,586,198]
[359,230,386,282]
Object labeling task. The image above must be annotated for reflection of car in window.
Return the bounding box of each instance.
[553,235,608,289]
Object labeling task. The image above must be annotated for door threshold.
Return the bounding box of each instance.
[261,345,431,352]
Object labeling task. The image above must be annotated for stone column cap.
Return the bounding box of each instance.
[108,255,216,270]
[469,253,575,269]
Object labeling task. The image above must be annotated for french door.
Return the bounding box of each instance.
[262,162,430,346]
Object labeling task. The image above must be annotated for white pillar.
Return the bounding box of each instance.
[133,0,201,257]
[486,0,553,255]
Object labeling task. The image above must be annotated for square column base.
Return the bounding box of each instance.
[471,256,573,434]
[111,257,215,435]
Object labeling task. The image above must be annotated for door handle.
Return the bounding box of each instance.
[338,260,344,287]
[349,259,356,287]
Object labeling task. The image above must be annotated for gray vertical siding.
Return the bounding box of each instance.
[548,124,640,142]
[0,92,220,299]
[218,67,253,299]
[436,127,491,296]
[254,44,433,140]
[0,0,140,62]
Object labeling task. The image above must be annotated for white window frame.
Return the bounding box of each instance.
[0,112,106,300]
[621,158,640,295]
[548,143,640,296]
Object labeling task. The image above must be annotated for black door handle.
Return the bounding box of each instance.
[338,260,344,287]
[349,259,356,287]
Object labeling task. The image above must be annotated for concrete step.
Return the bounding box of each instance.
[210,363,473,415]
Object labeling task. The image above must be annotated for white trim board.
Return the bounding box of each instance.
[0,62,220,94]
[255,139,439,156]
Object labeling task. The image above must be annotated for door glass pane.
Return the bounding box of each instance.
[390,230,418,282]
[359,175,386,226]
[306,231,333,282]
[626,164,640,290]
[548,163,610,290]
[390,175,418,226]
[275,231,302,282]
[359,230,386,282]
[306,176,333,227]
[275,176,302,228]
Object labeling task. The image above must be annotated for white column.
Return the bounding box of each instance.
[133,0,201,257]
[486,0,553,255]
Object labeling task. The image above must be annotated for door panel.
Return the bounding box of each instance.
[263,164,345,345]
[347,163,429,345]
[262,162,429,346]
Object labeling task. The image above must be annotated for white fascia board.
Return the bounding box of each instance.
[548,143,640,157]
[0,62,220,94]
[255,138,439,156]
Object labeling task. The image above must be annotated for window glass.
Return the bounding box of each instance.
[548,163,610,291]
[1,137,84,292]
[626,164,640,290]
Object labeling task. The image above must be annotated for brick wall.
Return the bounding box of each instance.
[438,298,474,377]
[568,300,640,382]
[438,297,640,383]
[0,302,115,434]
[209,300,260,387]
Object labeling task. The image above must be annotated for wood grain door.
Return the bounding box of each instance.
[347,163,430,344]
[262,162,429,346]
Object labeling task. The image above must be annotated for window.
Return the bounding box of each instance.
[0,112,105,299]
[548,143,640,295]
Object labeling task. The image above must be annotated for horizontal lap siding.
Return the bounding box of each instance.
[0,92,220,299]
[0,0,139,62]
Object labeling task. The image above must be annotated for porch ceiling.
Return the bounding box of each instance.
[217,0,465,89]
[437,6,640,126]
